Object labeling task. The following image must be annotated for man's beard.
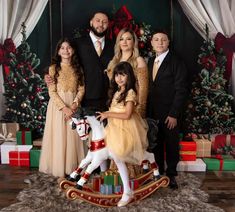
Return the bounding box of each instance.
[90,25,107,38]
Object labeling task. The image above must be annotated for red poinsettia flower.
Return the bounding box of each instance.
[200,55,217,70]
[0,44,5,64]
[4,38,16,53]
[139,41,145,49]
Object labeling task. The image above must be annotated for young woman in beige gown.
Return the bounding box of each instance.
[39,38,85,177]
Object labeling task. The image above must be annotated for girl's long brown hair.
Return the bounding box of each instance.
[107,61,137,107]
[51,37,84,86]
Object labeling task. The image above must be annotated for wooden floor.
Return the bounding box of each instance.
[0,165,235,211]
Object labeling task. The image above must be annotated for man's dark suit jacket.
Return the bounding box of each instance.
[76,35,114,107]
[147,52,188,122]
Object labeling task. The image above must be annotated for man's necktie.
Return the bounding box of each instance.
[152,60,160,80]
[95,40,102,56]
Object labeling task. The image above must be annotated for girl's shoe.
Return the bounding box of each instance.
[117,191,134,207]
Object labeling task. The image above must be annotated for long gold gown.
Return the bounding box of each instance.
[39,63,85,177]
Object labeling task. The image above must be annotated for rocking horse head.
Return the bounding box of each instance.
[71,107,105,141]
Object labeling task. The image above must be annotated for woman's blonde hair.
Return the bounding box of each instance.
[107,28,139,73]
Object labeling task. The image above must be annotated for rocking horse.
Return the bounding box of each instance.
[58,107,169,207]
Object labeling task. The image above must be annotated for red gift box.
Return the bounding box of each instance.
[92,176,103,192]
[212,135,235,155]
[9,151,30,167]
[129,179,139,190]
[179,141,196,161]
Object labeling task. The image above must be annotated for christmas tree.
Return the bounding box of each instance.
[3,23,49,135]
[185,26,235,134]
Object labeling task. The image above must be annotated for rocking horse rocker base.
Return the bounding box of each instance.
[58,169,169,207]
[65,174,169,208]
[58,108,170,207]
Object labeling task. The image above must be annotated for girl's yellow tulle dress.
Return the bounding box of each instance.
[105,89,148,165]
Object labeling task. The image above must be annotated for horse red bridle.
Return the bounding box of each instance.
[75,118,90,139]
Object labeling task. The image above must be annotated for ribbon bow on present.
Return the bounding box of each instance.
[0,123,16,142]
[215,32,235,80]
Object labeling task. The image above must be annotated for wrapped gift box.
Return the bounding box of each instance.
[104,175,114,185]
[0,123,19,142]
[92,176,103,192]
[203,155,235,171]
[129,179,139,190]
[177,159,206,172]
[9,151,30,167]
[114,185,122,194]
[194,138,211,157]
[211,135,235,155]
[16,130,32,145]
[103,170,122,186]
[0,141,17,164]
[17,145,32,152]
[30,147,41,167]
[179,141,196,161]
[100,184,113,195]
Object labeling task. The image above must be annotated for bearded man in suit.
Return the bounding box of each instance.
[77,12,114,110]
[147,29,188,189]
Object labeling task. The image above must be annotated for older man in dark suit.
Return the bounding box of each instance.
[147,29,188,189]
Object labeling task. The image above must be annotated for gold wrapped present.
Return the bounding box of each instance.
[0,123,19,142]
[194,138,211,157]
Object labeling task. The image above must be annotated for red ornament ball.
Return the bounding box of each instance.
[36,87,42,92]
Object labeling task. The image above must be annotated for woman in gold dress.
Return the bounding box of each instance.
[106,28,148,118]
[106,28,149,177]
[39,38,85,177]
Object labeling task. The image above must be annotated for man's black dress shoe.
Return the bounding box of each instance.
[168,176,178,189]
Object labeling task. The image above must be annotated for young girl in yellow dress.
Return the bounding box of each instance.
[39,38,85,177]
[97,61,148,207]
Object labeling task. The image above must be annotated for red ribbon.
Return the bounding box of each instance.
[90,139,106,152]
[214,155,224,171]
[0,38,16,77]
[215,32,235,80]
[107,5,134,39]
[21,131,26,145]
[3,64,10,76]
[20,129,30,145]
[113,5,133,22]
